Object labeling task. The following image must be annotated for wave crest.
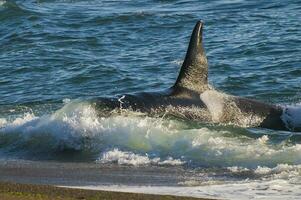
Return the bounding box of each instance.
[1,100,301,169]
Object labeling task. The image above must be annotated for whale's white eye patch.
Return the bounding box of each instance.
[200,90,225,122]
[281,106,301,131]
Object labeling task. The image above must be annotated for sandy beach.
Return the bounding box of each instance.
[0,182,213,200]
[0,160,217,199]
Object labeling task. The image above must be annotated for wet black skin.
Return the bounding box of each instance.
[92,88,287,131]
[93,87,206,113]
[91,20,288,131]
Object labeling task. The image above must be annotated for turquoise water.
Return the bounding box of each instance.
[1,1,301,198]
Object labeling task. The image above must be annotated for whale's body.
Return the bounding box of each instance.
[92,21,289,131]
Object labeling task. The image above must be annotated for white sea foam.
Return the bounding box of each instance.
[0,118,7,128]
[1,100,301,170]
[97,148,184,166]
[98,149,153,165]
[65,180,301,200]
[171,59,183,66]
[227,163,301,181]
[2,100,301,199]
[62,98,71,104]
[257,135,269,144]
[0,0,6,6]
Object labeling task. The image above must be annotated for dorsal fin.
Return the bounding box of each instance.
[174,20,208,92]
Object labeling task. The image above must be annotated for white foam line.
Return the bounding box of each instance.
[59,185,222,199]
[60,180,301,200]
[0,1,6,6]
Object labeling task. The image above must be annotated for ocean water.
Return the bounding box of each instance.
[1,0,301,199]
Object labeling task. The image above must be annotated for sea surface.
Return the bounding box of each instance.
[0,0,301,199]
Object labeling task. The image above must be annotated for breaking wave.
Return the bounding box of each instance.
[1,100,301,170]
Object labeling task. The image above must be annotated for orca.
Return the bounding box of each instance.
[92,20,293,132]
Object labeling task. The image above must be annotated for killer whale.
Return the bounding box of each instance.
[93,20,291,131]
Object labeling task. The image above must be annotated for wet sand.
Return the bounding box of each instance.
[0,160,193,186]
[0,160,216,199]
[0,182,213,200]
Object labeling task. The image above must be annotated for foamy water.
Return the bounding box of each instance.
[1,100,301,198]
[1,100,301,168]
[0,1,6,6]
[67,180,301,200]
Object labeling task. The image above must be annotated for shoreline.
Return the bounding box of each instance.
[0,182,214,200]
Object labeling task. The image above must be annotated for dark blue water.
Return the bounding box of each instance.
[1,0,300,106]
[1,1,301,197]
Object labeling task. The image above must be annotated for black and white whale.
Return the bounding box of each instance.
[92,20,296,132]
